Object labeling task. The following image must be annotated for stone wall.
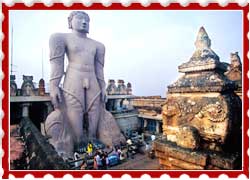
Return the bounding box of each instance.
[131,97,165,113]
[153,139,240,170]
[113,111,140,133]
[20,117,69,170]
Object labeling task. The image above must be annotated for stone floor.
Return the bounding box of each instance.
[109,153,160,170]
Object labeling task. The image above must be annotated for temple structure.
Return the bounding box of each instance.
[132,96,165,135]
[9,27,242,170]
[153,27,242,170]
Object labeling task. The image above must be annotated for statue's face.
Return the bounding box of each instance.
[71,13,89,33]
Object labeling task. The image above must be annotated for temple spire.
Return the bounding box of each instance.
[195,26,211,50]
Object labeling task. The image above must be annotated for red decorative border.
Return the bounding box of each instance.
[2,2,249,179]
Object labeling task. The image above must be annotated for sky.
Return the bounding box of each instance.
[9,10,243,97]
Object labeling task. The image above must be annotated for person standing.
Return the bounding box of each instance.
[87,141,93,156]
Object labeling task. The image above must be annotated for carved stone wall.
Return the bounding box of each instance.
[20,117,69,169]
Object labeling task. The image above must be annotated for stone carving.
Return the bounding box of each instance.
[45,11,125,159]
[10,75,18,96]
[117,79,127,95]
[106,79,117,95]
[224,52,242,92]
[195,102,226,123]
[45,107,74,159]
[126,82,132,95]
[154,27,242,170]
[176,125,200,150]
[225,52,242,80]
[21,75,35,96]
[161,27,241,151]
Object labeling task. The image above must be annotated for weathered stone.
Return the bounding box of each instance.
[225,52,242,82]
[224,52,242,99]
[154,27,242,170]
[154,140,207,166]
[166,156,204,170]
[21,75,35,96]
[162,27,241,151]
[21,117,69,169]
[38,78,45,96]
[209,152,240,169]
[176,125,200,150]
[10,75,18,96]
[155,151,166,159]
[106,79,117,95]
[117,79,127,95]
[159,159,183,170]
[45,11,125,158]
[132,97,165,113]
[126,82,132,95]
[97,109,126,146]
[206,165,222,170]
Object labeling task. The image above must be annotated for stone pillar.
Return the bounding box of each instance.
[10,75,18,96]
[127,99,134,110]
[21,103,31,118]
[156,121,160,134]
[144,119,148,129]
[115,99,122,111]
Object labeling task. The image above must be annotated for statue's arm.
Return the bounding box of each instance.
[95,43,106,102]
[49,33,66,108]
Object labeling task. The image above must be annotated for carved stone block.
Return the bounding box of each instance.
[176,125,200,150]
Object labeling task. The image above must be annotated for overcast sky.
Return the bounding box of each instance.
[9,10,243,97]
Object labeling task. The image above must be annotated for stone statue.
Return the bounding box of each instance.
[225,52,242,81]
[10,75,17,96]
[21,75,35,96]
[106,79,117,95]
[45,11,125,159]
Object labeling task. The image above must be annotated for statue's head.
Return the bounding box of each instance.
[68,11,90,33]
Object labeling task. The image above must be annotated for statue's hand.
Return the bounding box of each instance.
[50,87,62,109]
[101,88,107,103]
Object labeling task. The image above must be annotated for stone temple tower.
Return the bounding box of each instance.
[153,27,242,170]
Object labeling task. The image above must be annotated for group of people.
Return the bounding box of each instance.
[93,150,109,170]
[77,138,148,170]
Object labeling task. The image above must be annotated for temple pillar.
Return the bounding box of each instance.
[144,119,148,129]
[115,99,122,111]
[156,121,160,134]
[21,103,31,118]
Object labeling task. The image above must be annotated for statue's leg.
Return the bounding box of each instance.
[63,92,84,144]
[87,96,101,140]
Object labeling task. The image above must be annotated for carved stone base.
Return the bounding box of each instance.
[162,92,241,152]
[153,139,241,170]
